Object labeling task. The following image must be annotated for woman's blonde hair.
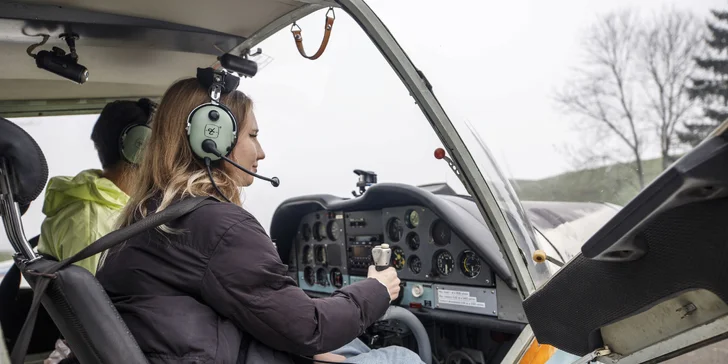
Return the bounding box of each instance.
[116,77,253,230]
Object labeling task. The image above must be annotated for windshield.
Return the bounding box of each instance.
[363,0,725,287]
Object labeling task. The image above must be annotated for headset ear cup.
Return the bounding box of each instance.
[186,103,238,160]
[119,124,152,165]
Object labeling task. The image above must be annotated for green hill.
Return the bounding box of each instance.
[511,157,666,206]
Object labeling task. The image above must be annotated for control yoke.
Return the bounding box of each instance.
[370,243,433,364]
[371,244,391,271]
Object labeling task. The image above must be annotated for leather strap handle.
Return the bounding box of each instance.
[291,7,335,60]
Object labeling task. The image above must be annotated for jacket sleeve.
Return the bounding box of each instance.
[200,217,390,356]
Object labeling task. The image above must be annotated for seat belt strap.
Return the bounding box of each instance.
[10,196,216,364]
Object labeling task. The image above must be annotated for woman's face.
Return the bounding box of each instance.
[228,110,266,186]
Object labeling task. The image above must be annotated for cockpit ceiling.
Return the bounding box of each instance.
[0,0,332,116]
[11,0,303,38]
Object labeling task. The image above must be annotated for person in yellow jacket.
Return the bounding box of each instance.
[36,98,154,276]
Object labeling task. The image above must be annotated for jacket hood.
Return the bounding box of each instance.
[42,169,129,217]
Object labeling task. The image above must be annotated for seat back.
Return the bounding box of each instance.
[0,117,149,363]
[21,259,150,363]
[0,236,60,355]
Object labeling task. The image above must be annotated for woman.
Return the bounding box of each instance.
[95,76,423,364]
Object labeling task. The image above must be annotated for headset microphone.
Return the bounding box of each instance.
[201,139,280,187]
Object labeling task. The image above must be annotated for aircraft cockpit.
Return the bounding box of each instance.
[3,1,728,364]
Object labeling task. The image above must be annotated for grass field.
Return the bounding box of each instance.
[0,251,12,261]
[511,157,665,206]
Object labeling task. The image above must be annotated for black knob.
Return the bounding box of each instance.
[208,110,220,121]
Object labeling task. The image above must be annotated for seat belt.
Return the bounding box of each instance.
[10,196,216,364]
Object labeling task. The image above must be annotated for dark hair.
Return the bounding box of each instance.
[91,98,156,169]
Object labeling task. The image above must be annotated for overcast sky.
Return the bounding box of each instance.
[1,0,724,251]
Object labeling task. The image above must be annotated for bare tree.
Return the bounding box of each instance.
[556,7,703,188]
[555,10,647,188]
[641,8,704,169]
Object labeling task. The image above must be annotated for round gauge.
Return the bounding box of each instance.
[459,250,482,278]
[316,268,328,286]
[408,255,422,274]
[330,268,344,288]
[405,209,420,229]
[302,223,311,242]
[326,220,340,241]
[434,250,454,276]
[391,246,406,270]
[406,232,420,251]
[386,217,403,242]
[314,245,327,265]
[302,245,313,265]
[431,220,451,246]
[312,221,324,241]
[303,266,315,286]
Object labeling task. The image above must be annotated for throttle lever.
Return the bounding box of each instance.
[372,244,391,271]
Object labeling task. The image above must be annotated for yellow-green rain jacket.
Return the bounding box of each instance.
[36,169,129,275]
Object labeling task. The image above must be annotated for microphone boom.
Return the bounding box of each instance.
[201,139,280,187]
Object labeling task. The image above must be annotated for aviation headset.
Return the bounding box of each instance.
[186,67,241,162]
[118,99,156,165]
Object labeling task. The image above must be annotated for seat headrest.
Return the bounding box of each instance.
[0,117,48,208]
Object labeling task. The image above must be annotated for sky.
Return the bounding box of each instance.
[1,0,725,251]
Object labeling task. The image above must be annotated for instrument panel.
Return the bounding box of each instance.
[294,205,498,316]
[381,205,494,287]
[296,211,348,294]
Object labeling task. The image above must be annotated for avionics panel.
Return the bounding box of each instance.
[344,210,384,276]
[296,211,349,294]
[381,205,495,288]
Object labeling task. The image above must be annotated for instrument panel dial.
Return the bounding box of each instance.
[386,217,403,242]
[459,250,482,278]
[406,232,420,251]
[312,221,324,241]
[408,255,422,274]
[314,245,327,265]
[302,223,311,242]
[391,246,406,270]
[330,268,343,288]
[304,266,315,286]
[327,220,341,241]
[302,245,313,265]
[405,209,420,228]
[434,250,454,276]
[431,220,451,246]
[316,268,328,286]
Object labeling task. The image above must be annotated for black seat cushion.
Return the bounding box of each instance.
[21,258,149,363]
[0,117,48,206]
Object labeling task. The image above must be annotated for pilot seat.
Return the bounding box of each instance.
[0,116,150,363]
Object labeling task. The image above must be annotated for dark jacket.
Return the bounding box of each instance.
[96,197,390,363]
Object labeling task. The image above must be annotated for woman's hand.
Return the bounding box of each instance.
[367,266,401,302]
